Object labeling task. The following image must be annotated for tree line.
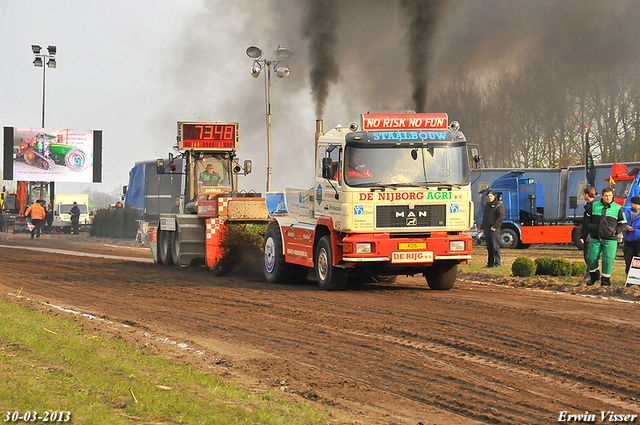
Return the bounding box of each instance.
[430,61,640,169]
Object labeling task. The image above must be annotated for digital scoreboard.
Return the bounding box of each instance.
[177,122,239,151]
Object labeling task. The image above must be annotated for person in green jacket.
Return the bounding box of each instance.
[583,187,627,286]
[199,164,221,186]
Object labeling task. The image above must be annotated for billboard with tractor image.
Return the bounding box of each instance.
[3,127,102,183]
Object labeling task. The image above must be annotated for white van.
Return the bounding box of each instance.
[53,194,90,233]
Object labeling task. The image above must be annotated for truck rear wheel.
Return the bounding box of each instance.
[263,223,307,284]
[158,229,174,266]
[500,228,520,249]
[315,236,347,291]
[424,262,457,290]
[171,230,181,266]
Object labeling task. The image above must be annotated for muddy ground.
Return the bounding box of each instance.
[1,233,640,424]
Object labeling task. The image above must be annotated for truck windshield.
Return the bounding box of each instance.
[344,145,470,187]
[612,179,633,199]
[196,157,231,194]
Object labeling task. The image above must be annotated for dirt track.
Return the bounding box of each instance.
[2,233,640,424]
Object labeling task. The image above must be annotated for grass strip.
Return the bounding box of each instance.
[0,299,327,424]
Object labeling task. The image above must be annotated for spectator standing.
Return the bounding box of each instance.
[580,187,596,278]
[171,197,180,214]
[45,203,54,233]
[623,196,640,275]
[584,187,627,286]
[69,201,81,235]
[481,190,505,268]
[25,200,46,239]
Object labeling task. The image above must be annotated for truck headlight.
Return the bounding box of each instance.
[450,241,466,252]
[355,243,373,254]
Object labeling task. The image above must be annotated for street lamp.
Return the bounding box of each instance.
[246,45,294,192]
[32,44,57,205]
[32,45,56,128]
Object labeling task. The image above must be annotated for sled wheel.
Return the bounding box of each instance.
[315,236,346,291]
[424,262,457,290]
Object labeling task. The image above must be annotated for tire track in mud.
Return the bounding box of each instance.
[3,247,640,424]
[119,281,640,423]
[66,282,640,421]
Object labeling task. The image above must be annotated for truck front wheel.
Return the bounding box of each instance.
[263,223,307,284]
[424,262,457,290]
[315,236,347,291]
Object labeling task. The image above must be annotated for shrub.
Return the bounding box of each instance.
[534,256,554,275]
[571,261,587,277]
[89,205,140,239]
[512,256,537,277]
[551,258,572,276]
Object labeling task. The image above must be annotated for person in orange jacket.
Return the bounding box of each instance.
[25,200,46,239]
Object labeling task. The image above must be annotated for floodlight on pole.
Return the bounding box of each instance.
[275,45,294,60]
[246,45,263,59]
[32,44,57,127]
[32,44,57,206]
[245,44,294,192]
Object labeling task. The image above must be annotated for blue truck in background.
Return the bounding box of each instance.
[470,162,640,248]
[124,157,184,226]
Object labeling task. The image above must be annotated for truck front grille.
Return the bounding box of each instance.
[376,204,446,229]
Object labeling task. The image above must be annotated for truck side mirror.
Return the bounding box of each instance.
[156,159,165,174]
[244,160,252,175]
[322,157,334,179]
[468,145,481,169]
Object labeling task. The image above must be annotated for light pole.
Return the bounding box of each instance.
[246,45,294,192]
[32,45,56,128]
[32,44,57,204]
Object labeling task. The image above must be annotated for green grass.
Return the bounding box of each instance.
[0,300,327,424]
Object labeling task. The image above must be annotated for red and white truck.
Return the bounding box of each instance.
[263,112,480,290]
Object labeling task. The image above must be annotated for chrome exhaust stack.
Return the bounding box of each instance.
[314,119,323,171]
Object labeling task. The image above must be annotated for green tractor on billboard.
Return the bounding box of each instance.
[16,133,89,172]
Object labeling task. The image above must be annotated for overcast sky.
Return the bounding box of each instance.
[3,0,640,197]
[0,0,320,196]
